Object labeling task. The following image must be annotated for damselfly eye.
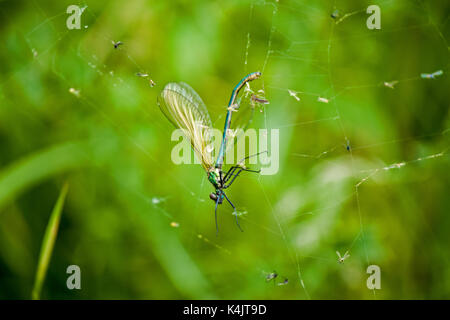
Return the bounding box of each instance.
[209,193,218,201]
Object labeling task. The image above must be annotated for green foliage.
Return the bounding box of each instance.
[0,142,87,210]
[0,0,448,299]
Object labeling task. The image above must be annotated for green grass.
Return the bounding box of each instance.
[31,183,69,300]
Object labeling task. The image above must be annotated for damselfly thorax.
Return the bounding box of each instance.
[207,168,222,189]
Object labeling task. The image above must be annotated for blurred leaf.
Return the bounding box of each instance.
[0,142,88,210]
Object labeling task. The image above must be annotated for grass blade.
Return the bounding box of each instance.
[31,183,69,300]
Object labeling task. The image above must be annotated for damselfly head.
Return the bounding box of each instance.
[209,191,224,204]
[209,192,218,201]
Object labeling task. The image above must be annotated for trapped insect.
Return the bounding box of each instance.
[277,278,289,286]
[288,89,300,101]
[331,9,340,19]
[265,271,278,282]
[383,80,398,89]
[345,139,351,151]
[136,73,156,87]
[251,94,269,105]
[157,72,263,234]
[420,70,443,79]
[317,96,329,103]
[336,250,350,264]
[112,40,123,49]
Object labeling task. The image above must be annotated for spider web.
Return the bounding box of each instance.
[1,0,448,299]
[241,0,449,299]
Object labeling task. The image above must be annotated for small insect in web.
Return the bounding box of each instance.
[151,196,167,205]
[277,278,289,286]
[170,221,180,228]
[265,271,288,286]
[251,94,269,113]
[112,41,123,49]
[336,250,350,264]
[136,73,156,87]
[251,94,269,105]
[157,72,263,234]
[317,96,329,104]
[420,70,443,79]
[227,103,239,112]
[69,88,80,97]
[345,138,351,152]
[383,80,398,89]
[288,89,300,102]
[331,9,340,19]
[266,271,278,282]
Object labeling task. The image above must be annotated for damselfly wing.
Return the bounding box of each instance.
[158,82,214,172]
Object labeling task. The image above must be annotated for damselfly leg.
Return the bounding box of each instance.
[214,196,220,235]
[221,150,267,186]
[223,166,260,189]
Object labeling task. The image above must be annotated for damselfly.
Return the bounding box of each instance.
[157,72,263,233]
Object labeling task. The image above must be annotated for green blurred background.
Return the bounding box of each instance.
[0,0,449,299]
